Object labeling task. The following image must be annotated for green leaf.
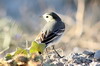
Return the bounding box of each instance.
[14,48,28,56]
[30,41,46,54]
[38,43,46,53]
[5,53,13,60]
[5,48,28,60]
[30,41,39,53]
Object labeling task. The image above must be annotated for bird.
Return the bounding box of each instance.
[35,12,65,57]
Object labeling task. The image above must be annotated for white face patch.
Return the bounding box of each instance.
[43,13,54,22]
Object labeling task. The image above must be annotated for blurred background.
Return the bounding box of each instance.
[0,0,100,57]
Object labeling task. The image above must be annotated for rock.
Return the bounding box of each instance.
[74,59,82,64]
[96,64,100,66]
[56,62,64,66]
[94,50,100,60]
[85,59,92,64]
[60,58,68,63]
[67,64,74,66]
[89,62,100,66]
[43,49,100,66]
[83,51,94,55]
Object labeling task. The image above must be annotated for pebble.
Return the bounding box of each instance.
[56,62,64,66]
[94,50,100,60]
[43,49,100,66]
[96,64,100,66]
[83,51,94,55]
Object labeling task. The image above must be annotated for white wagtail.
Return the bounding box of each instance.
[35,12,65,57]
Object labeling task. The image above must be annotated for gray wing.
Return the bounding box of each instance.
[41,27,65,45]
[35,21,65,45]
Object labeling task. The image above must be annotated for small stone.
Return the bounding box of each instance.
[85,59,92,63]
[53,54,58,58]
[96,64,100,66]
[60,58,68,63]
[56,62,64,66]
[89,62,97,66]
[68,64,74,66]
[83,51,94,55]
[74,59,82,64]
[52,61,58,64]
[94,50,100,60]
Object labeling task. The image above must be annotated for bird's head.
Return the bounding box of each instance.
[43,12,61,22]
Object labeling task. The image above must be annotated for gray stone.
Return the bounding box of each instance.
[56,62,64,66]
[83,51,94,55]
[94,50,100,60]
[96,64,100,66]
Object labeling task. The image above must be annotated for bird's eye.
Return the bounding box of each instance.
[46,16,48,18]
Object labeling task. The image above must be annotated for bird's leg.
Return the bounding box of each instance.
[44,48,53,62]
[45,48,50,59]
[52,45,64,58]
